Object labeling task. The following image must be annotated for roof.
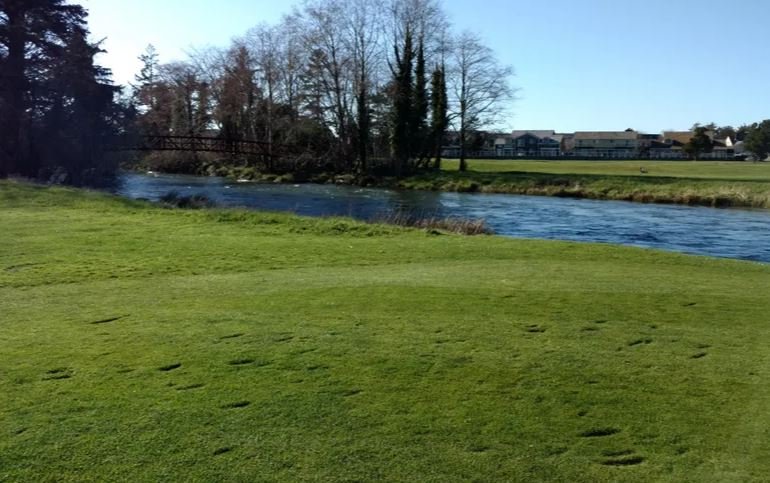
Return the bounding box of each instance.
[662,131,694,145]
[511,130,556,139]
[574,131,638,140]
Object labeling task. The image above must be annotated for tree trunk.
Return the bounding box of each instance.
[459,111,467,172]
[357,84,368,174]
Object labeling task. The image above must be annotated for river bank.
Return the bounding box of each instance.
[395,169,770,208]
[202,161,770,209]
[116,172,770,263]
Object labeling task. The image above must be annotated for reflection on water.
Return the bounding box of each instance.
[115,172,770,263]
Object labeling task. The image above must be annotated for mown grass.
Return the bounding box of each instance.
[2,180,770,482]
[399,160,770,208]
[441,159,770,181]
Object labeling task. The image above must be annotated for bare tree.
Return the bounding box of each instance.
[449,30,514,171]
[301,0,355,168]
[343,0,385,172]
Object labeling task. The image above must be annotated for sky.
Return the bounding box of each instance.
[81,0,770,133]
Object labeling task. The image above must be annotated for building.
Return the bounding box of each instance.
[494,130,563,157]
[572,131,639,158]
[656,131,735,159]
[440,128,741,160]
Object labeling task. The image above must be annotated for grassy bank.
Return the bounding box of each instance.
[2,181,770,481]
[440,159,770,181]
[397,160,770,208]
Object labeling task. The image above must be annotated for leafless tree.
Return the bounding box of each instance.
[343,0,385,172]
[301,0,355,167]
[449,30,515,171]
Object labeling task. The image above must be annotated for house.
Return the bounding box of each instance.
[658,131,735,159]
[494,130,563,157]
[573,131,639,158]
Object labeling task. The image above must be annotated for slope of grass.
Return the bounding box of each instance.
[2,181,770,482]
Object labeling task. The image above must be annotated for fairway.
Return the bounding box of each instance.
[2,181,770,482]
[441,159,770,181]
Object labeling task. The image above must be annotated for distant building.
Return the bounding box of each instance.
[493,130,563,157]
[439,128,740,160]
[657,131,735,159]
[573,131,639,158]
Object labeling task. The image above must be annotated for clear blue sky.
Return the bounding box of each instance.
[82,0,770,133]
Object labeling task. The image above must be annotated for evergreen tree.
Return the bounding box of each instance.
[430,65,448,169]
[0,0,120,183]
[0,0,88,177]
[390,26,414,176]
[683,127,713,160]
[745,120,770,161]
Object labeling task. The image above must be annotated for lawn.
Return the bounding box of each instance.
[440,159,770,181]
[2,181,770,482]
[397,160,770,209]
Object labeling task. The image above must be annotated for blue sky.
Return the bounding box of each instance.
[82,0,770,133]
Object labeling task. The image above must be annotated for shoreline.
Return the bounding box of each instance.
[139,167,770,210]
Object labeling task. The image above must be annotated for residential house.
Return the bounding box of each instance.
[572,131,639,158]
[494,130,563,157]
[657,131,735,159]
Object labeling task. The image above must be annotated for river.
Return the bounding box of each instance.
[115,172,770,263]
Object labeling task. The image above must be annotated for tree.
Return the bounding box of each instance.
[302,0,355,168]
[0,0,120,183]
[450,31,514,171]
[745,120,770,161]
[344,0,383,173]
[390,25,414,175]
[0,0,87,177]
[683,127,713,160]
[412,36,428,160]
[429,65,448,168]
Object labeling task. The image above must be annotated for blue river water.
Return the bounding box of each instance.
[115,173,770,263]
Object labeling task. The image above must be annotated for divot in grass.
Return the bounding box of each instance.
[158,363,182,372]
[220,333,244,340]
[90,315,127,325]
[176,383,205,391]
[579,428,621,438]
[601,456,645,466]
[213,447,233,456]
[628,338,653,347]
[691,352,708,359]
[43,368,72,381]
[221,401,251,409]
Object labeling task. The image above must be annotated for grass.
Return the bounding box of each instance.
[396,159,770,208]
[440,159,770,181]
[2,180,770,482]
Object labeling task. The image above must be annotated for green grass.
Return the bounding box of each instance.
[440,159,770,181]
[396,159,770,208]
[2,180,770,482]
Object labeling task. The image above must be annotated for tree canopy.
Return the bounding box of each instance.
[745,120,770,161]
[0,0,125,184]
